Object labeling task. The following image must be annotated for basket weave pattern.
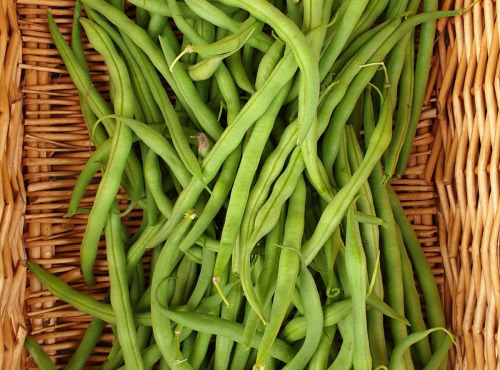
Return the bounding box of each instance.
[432,1,500,369]
[0,0,26,367]
[3,0,491,368]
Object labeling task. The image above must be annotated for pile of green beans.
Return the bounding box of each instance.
[26,0,475,369]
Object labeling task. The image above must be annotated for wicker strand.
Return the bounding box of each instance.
[0,0,26,368]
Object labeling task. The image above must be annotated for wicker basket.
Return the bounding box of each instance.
[0,0,27,367]
[2,0,494,368]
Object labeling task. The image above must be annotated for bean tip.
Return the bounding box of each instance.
[184,208,198,219]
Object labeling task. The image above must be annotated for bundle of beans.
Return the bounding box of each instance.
[24,1,476,369]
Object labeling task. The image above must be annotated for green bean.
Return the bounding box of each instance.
[52,7,141,168]
[71,0,105,191]
[302,0,324,58]
[155,307,297,363]
[237,140,299,320]
[422,337,453,370]
[125,214,167,275]
[387,186,448,354]
[383,35,414,182]
[302,117,336,200]
[150,211,196,369]
[349,0,390,43]
[282,264,323,369]
[396,0,438,176]
[143,179,205,257]
[174,67,241,259]
[178,147,241,254]
[24,336,57,370]
[386,0,410,19]
[161,20,181,54]
[71,1,87,68]
[66,138,111,217]
[104,202,144,369]
[322,223,341,298]
[144,150,174,218]
[81,0,224,140]
[141,147,160,226]
[135,6,149,29]
[131,324,156,360]
[238,207,286,351]
[181,260,220,369]
[345,199,371,370]
[128,0,200,19]
[79,18,135,286]
[329,19,391,78]
[367,296,408,326]
[242,42,256,82]
[254,176,305,365]
[180,332,197,363]
[101,341,123,370]
[26,261,152,326]
[66,317,105,370]
[100,28,173,128]
[397,225,433,365]
[158,357,169,370]
[302,77,392,265]
[255,41,285,90]
[82,8,163,125]
[185,249,216,312]
[113,35,201,183]
[95,115,191,188]
[180,16,263,59]
[329,316,353,369]
[227,50,256,94]
[234,116,297,257]
[229,333,253,370]
[320,0,349,57]
[182,0,273,52]
[383,29,414,112]
[389,328,453,369]
[185,57,223,81]
[213,59,241,124]
[287,0,370,104]
[214,271,242,370]
[369,162,412,368]
[285,0,301,28]
[147,13,168,41]
[48,10,109,144]
[320,18,401,173]
[109,0,123,11]
[320,8,469,157]
[308,325,337,370]
[344,124,388,367]
[134,344,162,370]
[171,256,197,307]
[218,0,319,144]
[250,148,305,245]
[130,259,146,306]
[213,83,291,293]
[188,303,220,369]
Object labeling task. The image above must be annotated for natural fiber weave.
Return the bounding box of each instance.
[0,0,26,367]
[433,1,500,368]
[6,0,484,368]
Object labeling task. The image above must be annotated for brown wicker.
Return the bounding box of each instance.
[433,1,500,369]
[0,0,27,367]
[4,0,494,368]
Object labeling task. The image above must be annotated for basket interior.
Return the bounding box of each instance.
[11,1,456,368]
